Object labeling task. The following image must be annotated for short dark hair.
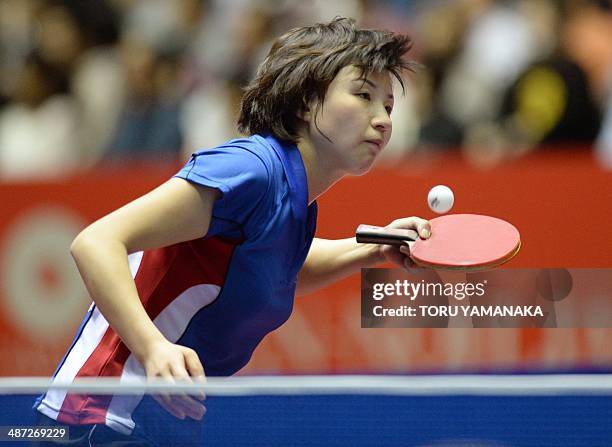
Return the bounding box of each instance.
[237,17,414,143]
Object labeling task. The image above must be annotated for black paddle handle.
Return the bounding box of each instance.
[355,224,418,246]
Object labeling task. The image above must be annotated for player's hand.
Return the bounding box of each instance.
[141,339,207,420]
[380,217,431,269]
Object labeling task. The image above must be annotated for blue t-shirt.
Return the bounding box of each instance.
[36,134,317,439]
[173,133,318,374]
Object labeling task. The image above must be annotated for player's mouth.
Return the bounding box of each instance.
[365,139,383,154]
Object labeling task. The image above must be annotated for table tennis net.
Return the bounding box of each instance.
[0,375,611,446]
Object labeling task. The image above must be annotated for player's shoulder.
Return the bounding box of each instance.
[189,135,277,187]
[194,134,279,171]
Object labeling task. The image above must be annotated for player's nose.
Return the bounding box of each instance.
[372,107,392,134]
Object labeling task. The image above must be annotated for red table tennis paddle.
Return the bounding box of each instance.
[356,214,521,270]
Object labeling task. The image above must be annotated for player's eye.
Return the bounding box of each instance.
[357,92,371,100]
[385,105,393,115]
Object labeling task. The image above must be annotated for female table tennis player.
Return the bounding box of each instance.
[34,17,431,446]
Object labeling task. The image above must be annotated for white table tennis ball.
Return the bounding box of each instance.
[428,185,454,214]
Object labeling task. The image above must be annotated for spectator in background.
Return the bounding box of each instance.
[561,0,612,168]
[0,0,123,178]
[417,0,561,163]
[412,0,554,153]
[179,1,273,159]
[104,38,184,162]
[0,52,80,179]
[35,0,123,166]
[412,1,473,149]
[495,55,600,149]
[0,0,39,112]
[180,78,243,160]
[105,0,215,163]
[457,0,604,167]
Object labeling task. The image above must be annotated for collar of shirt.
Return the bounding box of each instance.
[262,134,309,222]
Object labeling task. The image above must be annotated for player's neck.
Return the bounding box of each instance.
[296,136,345,204]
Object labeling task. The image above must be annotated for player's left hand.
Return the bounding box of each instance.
[379,217,431,269]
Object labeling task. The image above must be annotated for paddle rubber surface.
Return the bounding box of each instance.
[410,214,520,270]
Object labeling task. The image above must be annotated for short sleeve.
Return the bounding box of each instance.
[174,145,271,237]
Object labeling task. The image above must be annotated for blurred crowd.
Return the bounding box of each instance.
[0,0,611,180]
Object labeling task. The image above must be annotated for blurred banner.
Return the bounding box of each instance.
[1,151,611,376]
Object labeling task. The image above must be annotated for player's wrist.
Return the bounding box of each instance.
[130,328,169,365]
[356,239,385,265]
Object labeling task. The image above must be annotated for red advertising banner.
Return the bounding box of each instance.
[1,151,611,376]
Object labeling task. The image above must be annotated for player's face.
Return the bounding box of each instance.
[306,65,394,175]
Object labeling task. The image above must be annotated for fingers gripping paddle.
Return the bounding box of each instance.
[356,214,521,270]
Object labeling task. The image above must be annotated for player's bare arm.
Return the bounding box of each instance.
[296,238,381,295]
[70,178,218,419]
[296,217,431,295]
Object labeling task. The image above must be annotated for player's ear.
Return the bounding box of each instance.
[298,96,319,123]
[297,103,312,122]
